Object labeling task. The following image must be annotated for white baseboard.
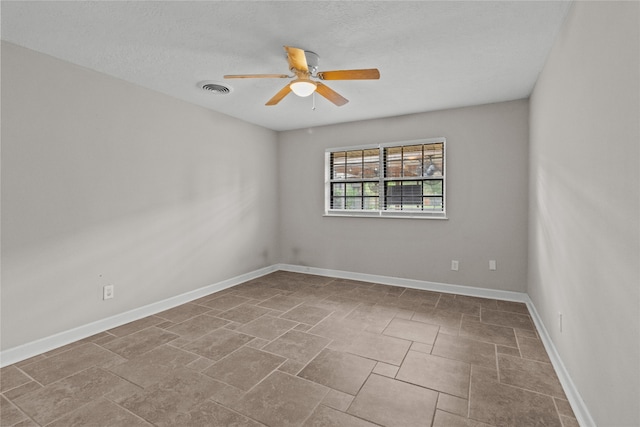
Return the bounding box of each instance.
[525,296,596,427]
[0,265,277,367]
[276,263,529,302]
[0,263,594,427]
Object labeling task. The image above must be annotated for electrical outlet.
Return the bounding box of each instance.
[559,312,563,332]
[489,260,497,271]
[451,260,459,271]
[103,284,114,300]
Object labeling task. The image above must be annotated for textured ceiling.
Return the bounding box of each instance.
[1,1,571,131]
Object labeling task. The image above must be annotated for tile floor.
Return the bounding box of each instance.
[1,271,579,427]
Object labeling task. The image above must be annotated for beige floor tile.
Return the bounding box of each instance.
[399,288,442,306]
[218,304,273,324]
[199,294,252,311]
[262,330,331,364]
[321,389,355,411]
[309,316,367,340]
[554,397,576,418]
[0,366,31,393]
[496,345,521,357]
[237,315,298,340]
[432,410,493,427]
[561,415,581,427]
[278,359,306,375]
[232,286,283,301]
[518,335,551,362]
[47,398,151,426]
[204,346,285,391]
[496,300,530,315]
[481,308,535,331]
[120,368,226,425]
[344,304,397,330]
[19,343,124,385]
[455,295,499,310]
[303,405,378,427]
[436,294,481,316]
[0,395,29,426]
[14,367,130,425]
[306,296,361,317]
[437,393,469,417]
[298,348,376,395]
[107,316,167,337]
[382,317,439,344]
[258,294,305,311]
[102,327,179,359]
[348,374,438,427]
[410,341,433,354]
[396,351,471,398]
[2,380,42,401]
[171,400,263,426]
[498,354,565,398]
[107,345,199,387]
[432,333,497,368]
[166,314,229,339]
[183,328,254,361]
[156,303,212,323]
[372,361,399,377]
[411,308,463,335]
[344,331,411,366]
[469,375,562,426]
[459,317,518,347]
[230,371,328,427]
[280,305,333,325]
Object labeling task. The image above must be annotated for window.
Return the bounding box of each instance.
[325,138,446,218]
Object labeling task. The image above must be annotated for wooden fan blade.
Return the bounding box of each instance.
[315,82,349,106]
[224,74,291,79]
[284,46,308,73]
[317,68,380,80]
[266,84,292,106]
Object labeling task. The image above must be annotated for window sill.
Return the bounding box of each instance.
[323,212,448,220]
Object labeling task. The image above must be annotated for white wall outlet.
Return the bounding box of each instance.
[559,312,563,333]
[489,260,497,271]
[451,260,459,271]
[103,284,114,300]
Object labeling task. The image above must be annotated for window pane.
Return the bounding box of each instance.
[423,196,444,211]
[345,197,362,210]
[332,197,345,209]
[423,143,443,177]
[331,152,346,179]
[332,183,345,196]
[363,197,379,210]
[423,180,442,195]
[401,181,422,204]
[363,182,379,196]
[333,164,347,179]
[346,182,362,196]
[363,161,379,178]
[346,150,363,178]
[403,145,423,177]
[385,147,402,178]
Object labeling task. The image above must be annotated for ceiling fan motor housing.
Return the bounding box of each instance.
[303,51,319,76]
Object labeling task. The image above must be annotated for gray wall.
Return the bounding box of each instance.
[528,2,640,425]
[278,100,529,292]
[1,42,280,350]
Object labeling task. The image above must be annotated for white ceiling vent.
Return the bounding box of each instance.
[198,81,232,94]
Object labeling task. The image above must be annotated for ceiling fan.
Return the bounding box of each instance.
[224,46,380,106]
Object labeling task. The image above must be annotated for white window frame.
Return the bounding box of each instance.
[324,137,447,219]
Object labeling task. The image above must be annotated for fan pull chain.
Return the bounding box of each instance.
[312,92,316,111]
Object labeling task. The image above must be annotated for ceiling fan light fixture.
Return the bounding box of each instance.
[290,79,317,97]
